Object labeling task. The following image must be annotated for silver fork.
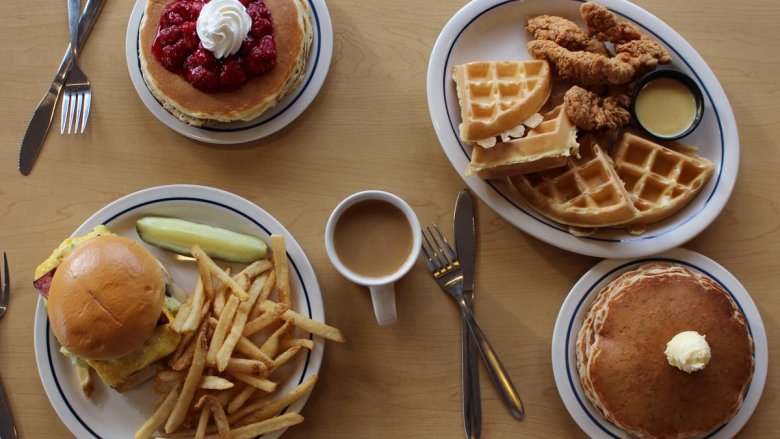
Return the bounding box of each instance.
[421,225,524,420]
[0,253,8,319]
[60,0,92,134]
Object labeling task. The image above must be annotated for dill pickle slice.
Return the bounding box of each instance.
[136,217,267,263]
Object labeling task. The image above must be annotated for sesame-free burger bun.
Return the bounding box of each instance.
[47,235,165,361]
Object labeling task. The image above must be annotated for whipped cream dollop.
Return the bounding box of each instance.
[664,331,711,373]
[196,0,252,59]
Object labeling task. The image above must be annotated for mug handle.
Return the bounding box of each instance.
[369,283,397,326]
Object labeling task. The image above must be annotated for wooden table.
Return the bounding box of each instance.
[1,0,778,437]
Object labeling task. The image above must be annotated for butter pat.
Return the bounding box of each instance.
[665,331,711,373]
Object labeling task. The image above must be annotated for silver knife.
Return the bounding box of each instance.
[0,373,17,439]
[18,0,107,175]
[454,188,481,439]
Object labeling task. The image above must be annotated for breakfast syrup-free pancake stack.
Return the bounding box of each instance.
[577,262,754,438]
[509,136,638,227]
[612,131,715,225]
[465,103,579,179]
[453,60,552,143]
[139,0,312,126]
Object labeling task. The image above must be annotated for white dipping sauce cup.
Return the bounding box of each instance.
[325,191,422,326]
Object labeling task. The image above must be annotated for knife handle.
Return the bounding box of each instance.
[0,373,18,439]
[462,292,481,438]
[457,297,524,420]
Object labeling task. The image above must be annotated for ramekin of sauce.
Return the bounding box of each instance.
[631,70,703,141]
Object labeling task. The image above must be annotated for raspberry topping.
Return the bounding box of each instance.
[152,0,278,93]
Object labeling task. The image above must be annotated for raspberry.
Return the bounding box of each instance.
[158,26,182,47]
[245,36,276,75]
[185,47,216,70]
[220,58,246,88]
[188,65,219,91]
[180,21,199,50]
[250,17,273,39]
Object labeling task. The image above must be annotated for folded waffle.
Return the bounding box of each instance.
[577,262,754,439]
[139,0,312,126]
[465,103,579,179]
[611,131,714,225]
[453,60,552,143]
[510,136,639,228]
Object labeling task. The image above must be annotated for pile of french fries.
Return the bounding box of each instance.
[135,235,346,439]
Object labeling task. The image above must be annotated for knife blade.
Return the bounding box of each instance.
[18,0,107,175]
[454,188,481,439]
[0,373,17,439]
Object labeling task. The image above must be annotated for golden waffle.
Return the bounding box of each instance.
[510,136,638,228]
[577,263,754,438]
[611,131,714,225]
[465,103,579,179]
[453,60,552,142]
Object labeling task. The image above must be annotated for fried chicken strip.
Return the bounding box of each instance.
[580,1,671,74]
[527,40,635,86]
[564,85,631,132]
[526,15,610,56]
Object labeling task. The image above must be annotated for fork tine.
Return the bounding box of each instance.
[81,92,91,133]
[432,223,457,260]
[427,226,453,266]
[60,94,70,134]
[2,252,8,298]
[422,228,445,270]
[74,93,83,135]
[420,240,437,272]
[67,94,76,134]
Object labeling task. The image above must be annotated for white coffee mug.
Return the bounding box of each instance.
[325,191,422,326]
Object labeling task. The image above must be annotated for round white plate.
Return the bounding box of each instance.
[125,0,333,144]
[552,247,767,438]
[34,184,325,438]
[427,0,739,258]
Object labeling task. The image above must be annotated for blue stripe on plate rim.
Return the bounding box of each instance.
[134,0,322,133]
[440,0,725,243]
[564,258,754,438]
[46,196,314,439]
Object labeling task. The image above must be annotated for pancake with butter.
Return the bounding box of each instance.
[576,263,754,438]
[139,0,312,126]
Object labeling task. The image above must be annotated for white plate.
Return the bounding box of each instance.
[551,248,767,438]
[125,0,333,144]
[33,184,325,438]
[427,0,739,258]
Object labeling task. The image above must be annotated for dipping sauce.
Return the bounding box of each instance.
[333,200,413,278]
[634,77,698,138]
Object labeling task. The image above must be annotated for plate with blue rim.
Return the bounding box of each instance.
[125,0,333,144]
[551,247,767,438]
[33,184,325,438]
[426,0,739,258]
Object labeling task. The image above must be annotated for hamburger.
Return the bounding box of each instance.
[34,227,181,393]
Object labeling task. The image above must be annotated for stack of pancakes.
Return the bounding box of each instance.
[139,0,312,126]
[577,263,754,438]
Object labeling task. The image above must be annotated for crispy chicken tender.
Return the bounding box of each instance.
[526,15,610,56]
[564,85,631,132]
[527,40,635,86]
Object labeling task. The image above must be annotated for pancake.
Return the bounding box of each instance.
[576,263,754,438]
[139,0,312,126]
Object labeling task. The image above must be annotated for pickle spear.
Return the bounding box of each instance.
[136,217,267,263]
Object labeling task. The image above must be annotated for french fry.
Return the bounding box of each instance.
[270,346,302,371]
[198,258,215,301]
[199,376,234,390]
[257,300,346,342]
[229,372,277,393]
[270,235,291,306]
[229,376,317,425]
[213,267,230,317]
[135,385,180,439]
[76,361,93,398]
[165,325,208,433]
[182,278,205,333]
[260,320,292,358]
[233,260,273,290]
[154,379,180,395]
[171,297,193,334]
[195,395,231,439]
[281,338,315,351]
[225,358,269,377]
[207,296,239,366]
[192,245,248,301]
[216,275,266,371]
[227,384,257,414]
[116,363,166,393]
[205,412,303,439]
[157,369,185,382]
[234,336,274,366]
[250,270,276,320]
[243,301,288,337]
[194,406,210,439]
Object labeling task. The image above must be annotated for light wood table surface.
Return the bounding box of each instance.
[1,0,778,437]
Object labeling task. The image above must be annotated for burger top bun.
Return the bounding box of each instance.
[47,234,165,360]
